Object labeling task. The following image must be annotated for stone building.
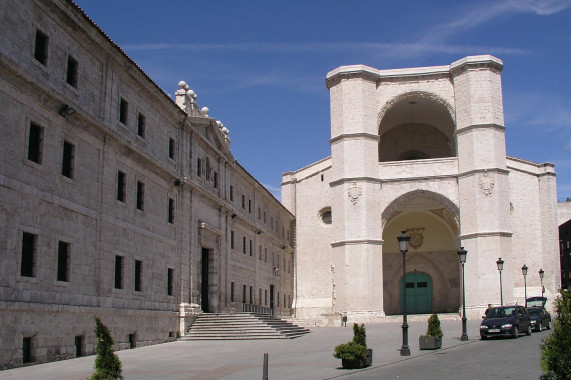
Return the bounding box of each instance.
[282,56,561,324]
[0,0,293,369]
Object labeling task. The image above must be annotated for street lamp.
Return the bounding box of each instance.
[522,264,528,307]
[458,247,468,341]
[539,269,545,298]
[496,258,504,306]
[398,231,411,356]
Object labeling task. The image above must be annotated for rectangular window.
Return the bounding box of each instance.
[241,195,245,209]
[248,200,252,213]
[21,232,36,277]
[136,181,145,211]
[134,260,142,291]
[168,198,174,224]
[249,240,253,256]
[34,29,48,65]
[230,230,235,249]
[264,212,266,223]
[75,336,83,357]
[259,288,262,305]
[27,122,43,164]
[284,293,286,307]
[61,140,75,179]
[264,249,267,263]
[213,172,218,189]
[265,289,268,306]
[114,255,123,289]
[119,98,128,124]
[117,171,126,202]
[137,113,145,138]
[277,292,280,307]
[242,284,246,303]
[66,55,78,88]
[57,241,70,282]
[259,245,262,261]
[197,158,201,177]
[229,185,233,201]
[168,138,175,160]
[249,286,253,304]
[284,258,286,272]
[242,237,246,254]
[167,268,174,296]
[22,337,32,364]
[230,282,234,302]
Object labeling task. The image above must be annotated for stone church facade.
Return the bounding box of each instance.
[282,56,561,324]
[0,0,293,369]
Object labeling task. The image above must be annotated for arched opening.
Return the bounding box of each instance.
[378,92,456,162]
[382,191,460,315]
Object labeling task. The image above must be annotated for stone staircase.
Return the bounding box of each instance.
[181,313,311,340]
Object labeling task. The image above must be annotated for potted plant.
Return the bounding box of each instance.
[419,314,443,350]
[333,323,373,369]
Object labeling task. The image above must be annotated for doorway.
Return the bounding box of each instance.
[401,272,432,314]
[201,248,210,312]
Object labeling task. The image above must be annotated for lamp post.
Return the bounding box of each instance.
[522,264,528,307]
[496,258,504,306]
[458,247,468,341]
[398,231,411,356]
[539,269,545,298]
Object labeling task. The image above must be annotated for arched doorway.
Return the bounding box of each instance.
[401,273,432,314]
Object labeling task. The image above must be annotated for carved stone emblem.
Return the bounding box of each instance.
[347,181,361,205]
[479,172,495,196]
[407,227,425,249]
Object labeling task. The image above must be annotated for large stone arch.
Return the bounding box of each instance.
[377,90,456,132]
[381,189,460,231]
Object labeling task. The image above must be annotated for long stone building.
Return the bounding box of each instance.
[0,0,294,369]
[282,56,561,324]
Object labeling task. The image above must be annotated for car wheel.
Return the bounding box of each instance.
[546,321,551,330]
[534,324,541,332]
[480,335,487,340]
[512,326,519,339]
[526,325,532,336]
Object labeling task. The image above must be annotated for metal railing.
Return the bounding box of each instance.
[242,303,273,315]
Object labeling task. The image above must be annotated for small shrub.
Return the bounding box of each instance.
[353,323,367,347]
[333,341,367,362]
[422,314,443,338]
[540,290,571,379]
[91,316,122,380]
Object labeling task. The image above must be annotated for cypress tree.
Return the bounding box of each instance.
[540,290,571,379]
[91,316,122,380]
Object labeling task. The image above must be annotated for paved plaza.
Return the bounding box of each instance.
[0,318,547,379]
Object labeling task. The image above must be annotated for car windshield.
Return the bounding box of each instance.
[528,308,542,316]
[486,307,517,318]
[527,298,545,308]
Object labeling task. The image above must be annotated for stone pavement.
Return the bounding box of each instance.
[0,319,540,380]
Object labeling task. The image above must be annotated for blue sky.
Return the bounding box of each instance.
[73,0,571,202]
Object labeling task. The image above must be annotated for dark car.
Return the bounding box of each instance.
[480,305,531,339]
[526,296,551,332]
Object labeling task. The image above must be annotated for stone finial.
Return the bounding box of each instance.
[201,107,209,117]
[178,80,187,89]
[187,89,195,97]
[216,120,222,129]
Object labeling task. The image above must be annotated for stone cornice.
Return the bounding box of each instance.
[450,55,504,75]
[457,167,510,178]
[330,132,380,144]
[454,123,505,137]
[459,231,513,240]
[331,239,383,248]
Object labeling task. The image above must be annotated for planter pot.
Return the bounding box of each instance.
[419,336,442,350]
[341,348,373,369]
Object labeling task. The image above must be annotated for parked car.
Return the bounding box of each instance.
[480,305,531,340]
[526,296,551,332]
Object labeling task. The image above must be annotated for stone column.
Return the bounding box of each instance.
[451,55,513,316]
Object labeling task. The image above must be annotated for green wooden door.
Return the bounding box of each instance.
[401,273,432,314]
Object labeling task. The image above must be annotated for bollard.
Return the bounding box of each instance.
[263,353,269,380]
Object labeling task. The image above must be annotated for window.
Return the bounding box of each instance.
[66,55,78,87]
[284,293,286,307]
[258,207,261,220]
[61,141,75,179]
[277,292,280,307]
[230,282,234,302]
[230,230,235,249]
[114,255,123,289]
[271,217,274,229]
[241,195,245,209]
[136,181,145,211]
[249,240,253,256]
[197,158,201,177]
[134,260,142,291]
[205,158,210,180]
[168,138,175,160]
[137,113,145,138]
[248,200,251,213]
[249,286,253,304]
[213,172,218,189]
[320,208,332,225]
[242,284,246,303]
[119,98,128,124]
[259,245,262,261]
[229,185,233,201]
[264,212,266,223]
[167,268,174,296]
[168,198,174,223]
[57,241,70,282]
[321,174,324,182]
[265,289,267,306]
[27,122,43,164]
[21,232,36,277]
[264,248,267,263]
[22,337,32,364]
[259,288,262,305]
[117,171,126,202]
[75,336,83,357]
[242,237,246,254]
[284,257,286,272]
[34,29,49,65]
